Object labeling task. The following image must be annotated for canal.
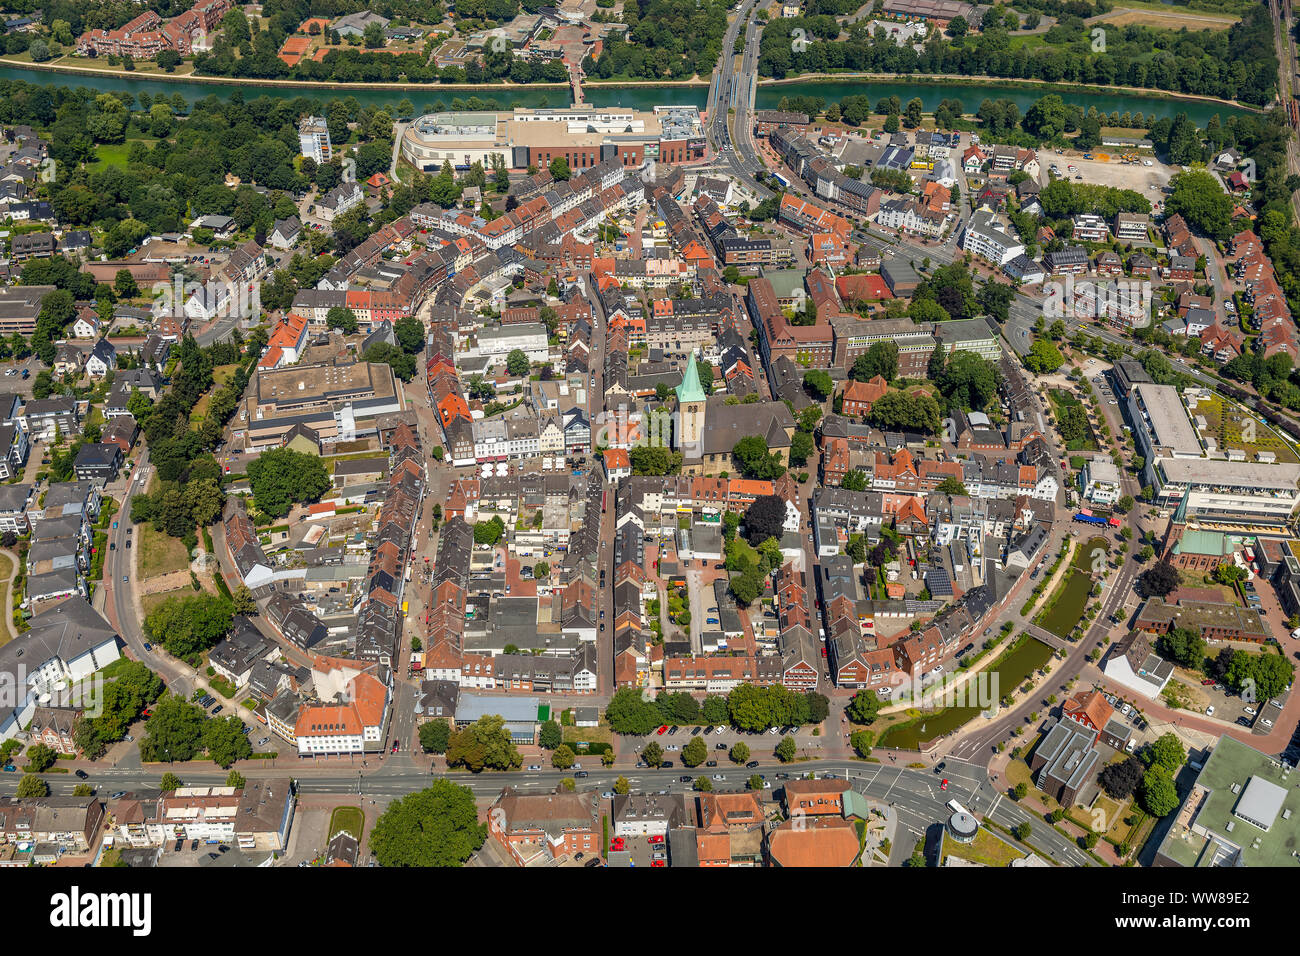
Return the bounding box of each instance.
[0,64,1248,127]
[877,635,1056,751]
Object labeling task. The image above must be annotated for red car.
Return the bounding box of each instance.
[648,834,664,844]
[610,837,625,851]
[1201,679,1216,686]
[656,725,668,735]
[651,860,665,867]
[940,779,949,791]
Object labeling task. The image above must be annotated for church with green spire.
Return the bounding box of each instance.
[674,356,707,460]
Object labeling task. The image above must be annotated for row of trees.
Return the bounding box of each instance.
[758,5,1276,107]
[604,684,830,736]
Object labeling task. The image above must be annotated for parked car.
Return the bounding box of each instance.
[74,769,88,779]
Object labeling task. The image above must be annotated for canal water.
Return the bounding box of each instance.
[876,635,1055,751]
[0,65,1246,127]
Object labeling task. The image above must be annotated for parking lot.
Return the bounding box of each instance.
[629,723,815,767]
[1040,149,1176,196]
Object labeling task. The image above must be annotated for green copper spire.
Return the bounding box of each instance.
[675,356,706,404]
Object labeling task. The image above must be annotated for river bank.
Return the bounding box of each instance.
[761,71,1263,113]
[0,58,1253,126]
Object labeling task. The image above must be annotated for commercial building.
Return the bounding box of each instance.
[1155,735,1300,867]
[238,360,402,449]
[401,106,705,173]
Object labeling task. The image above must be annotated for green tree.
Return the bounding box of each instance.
[846,690,881,724]
[159,772,184,791]
[803,369,833,400]
[604,687,662,736]
[226,770,246,789]
[144,593,234,658]
[538,720,563,749]
[445,715,522,772]
[370,780,486,867]
[551,744,576,769]
[25,744,56,772]
[642,741,664,767]
[203,716,253,768]
[1024,337,1064,374]
[731,435,785,480]
[850,730,874,758]
[419,720,452,754]
[16,775,49,798]
[141,695,208,763]
[506,349,530,377]
[1140,765,1179,817]
[232,584,257,617]
[729,741,750,764]
[614,775,630,794]
[775,736,797,762]
[246,449,331,518]
[681,736,708,768]
[325,307,359,333]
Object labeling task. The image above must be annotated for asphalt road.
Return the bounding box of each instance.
[8,756,1094,866]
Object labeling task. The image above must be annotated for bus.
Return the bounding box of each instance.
[946,798,970,816]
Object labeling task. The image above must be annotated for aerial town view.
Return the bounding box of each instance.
[0,0,1292,923]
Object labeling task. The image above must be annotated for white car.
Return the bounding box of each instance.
[715,726,727,735]
[1205,705,1215,716]
[1244,706,1257,717]
[1142,159,1153,167]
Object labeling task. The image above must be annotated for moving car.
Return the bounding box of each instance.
[940,779,949,791]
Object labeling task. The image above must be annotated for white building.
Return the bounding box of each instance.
[472,322,549,362]
[1079,457,1121,506]
[299,116,331,165]
[959,210,1025,266]
[0,598,120,744]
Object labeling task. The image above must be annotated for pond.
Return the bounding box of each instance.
[877,635,1055,751]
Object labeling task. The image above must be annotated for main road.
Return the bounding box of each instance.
[705,0,771,198]
[6,755,1094,866]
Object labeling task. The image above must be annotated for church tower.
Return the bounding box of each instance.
[674,356,707,460]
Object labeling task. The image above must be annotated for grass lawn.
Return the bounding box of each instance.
[329,806,365,841]
[90,138,158,171]
[138,523,189,579]
[940,826,1028,866]
[563,722,612,746]
[0,549,12,649]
